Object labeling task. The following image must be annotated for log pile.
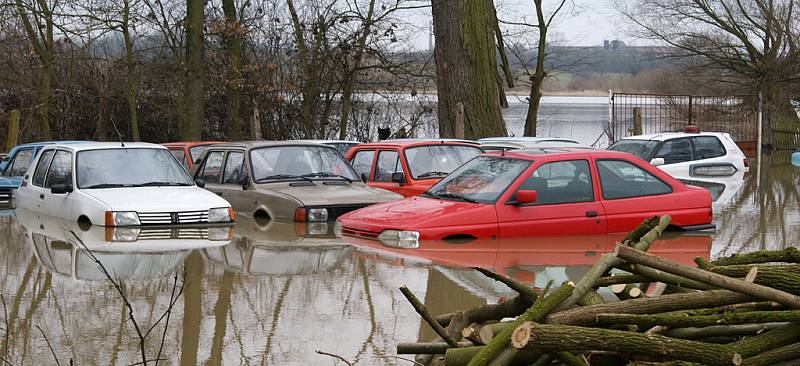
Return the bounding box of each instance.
[396,216,800,366]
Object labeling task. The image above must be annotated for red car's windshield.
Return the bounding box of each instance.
[405,145,482,179]
[425,156,531,204]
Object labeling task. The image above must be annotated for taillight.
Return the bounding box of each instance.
[294,208,307,222]
[743,158,749,168]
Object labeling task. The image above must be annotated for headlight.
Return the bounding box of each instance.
[333,220,343,238]
[105,211,140,226]
[108,227,140,242]
[208,207,233,223]
[307,208,329,222]
[208,226,234,241]
[378,229,420,249]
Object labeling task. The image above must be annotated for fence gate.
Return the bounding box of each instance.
[609,93,760,150]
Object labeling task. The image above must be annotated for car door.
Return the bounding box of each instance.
[349,149,375,182]
[496,157,606,245]
[651,137,694,176]
[20,149,56,211]
[40,150,77,218]
[195,150,226,196]
[216,150,251,211]
[370,149,405,195]
[595,157,675,234]
[687,135,736,174]
[3,147,36,177]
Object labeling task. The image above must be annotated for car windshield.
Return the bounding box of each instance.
[250,145,359,182]
[77,148,194,188]
[405,145,482,179]
[607,139,660,160]
[425,156,531,204]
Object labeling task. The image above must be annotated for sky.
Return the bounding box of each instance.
[404,0,634,50]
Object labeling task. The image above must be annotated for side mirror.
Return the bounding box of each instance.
[194,158,203,165]
[194,178,206,188]
[650,157,665,166]
[360,172,368,183]
[241,177,250,190]
[514,190,537,205]
[391,172,406,185]
[50,183,73,194]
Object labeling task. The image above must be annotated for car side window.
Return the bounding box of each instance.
[6,149,34,176]
[375,150,400,182]
[198,151,225,184]
[169,149,188,169]
[518,160,593,205]
[653,139,693,164]
[222,152,246,185]
[45,151,73,188]
[596,159,672,199]
[351,150,375,180]
[32,150,56,187]
[692,136,726,160]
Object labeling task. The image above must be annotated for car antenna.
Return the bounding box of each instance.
[110,120,125,147]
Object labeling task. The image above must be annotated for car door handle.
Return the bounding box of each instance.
[585,210,598,217]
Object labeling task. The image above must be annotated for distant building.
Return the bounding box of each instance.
[604,40,627,51]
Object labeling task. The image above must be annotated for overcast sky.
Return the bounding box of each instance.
[404,0,635,50]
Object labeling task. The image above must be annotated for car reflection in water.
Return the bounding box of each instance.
[344,231,711,289]
[677,170,747,204]
[203,215,352,275]
[17,208,233,281]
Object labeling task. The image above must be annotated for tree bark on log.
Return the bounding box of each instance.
[742,342,800,366]
[596,310,800,328]
[731,323,800,358]
[616,245,800,309]
[398,341,474,354]
[595,274,650,288]
[662,322,789,340]
[511,322,743,365]
[577,290,605,306]
[443,346,541,366]
[400,285,460,348]
[616,263,715,291]
[472,267,538,302]
[435,295,531,328]
[695,261,800,296]
[466,282,574,366]
[711,247,800,266]
[546,290,752,326]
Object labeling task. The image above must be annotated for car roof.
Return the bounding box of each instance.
[299,140,360,144]
[43,142,166,151]
[353,139,480,148]
[619,132,729,142]
[11,141,85,149]
[484,147,627,161]
[478,136,579,143]
[201,140,337,150]
[162,141,223,148]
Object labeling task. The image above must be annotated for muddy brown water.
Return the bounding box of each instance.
[0,152,797,365]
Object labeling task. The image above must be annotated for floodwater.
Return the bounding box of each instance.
[0,151,797,365]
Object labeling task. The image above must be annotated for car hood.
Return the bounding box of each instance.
[257,182,402,206]
[82,186,231,212]
[0,175,22,188]
[338,196,497,231]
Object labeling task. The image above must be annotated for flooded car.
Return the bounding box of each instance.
[345,139,483,197]
[0,141,84,207]
[192,141,402,222]
[17,208,232,281]
[162,141,223,170]
[15,142,234,226]
[203,215,352,275]
[337,148,714,248]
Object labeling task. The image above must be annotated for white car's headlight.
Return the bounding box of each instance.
[105,211,140,226]
[307,208,329,222]
[208,207,234,223]
[333,220,343,238]
[378,229,420,249]
[109,227,140,242]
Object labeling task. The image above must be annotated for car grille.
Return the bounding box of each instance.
[328,204,371,220]
[0,188,10,206]
[137,227,209,240]
[137,210,209,225]
[341,226,379,240]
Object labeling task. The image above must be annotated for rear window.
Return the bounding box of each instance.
[607,139,659,160]
[692,136,726,160]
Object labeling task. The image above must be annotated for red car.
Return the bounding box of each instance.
[162,141,223,170]
[336,148,714,248]
[344,139,483,197]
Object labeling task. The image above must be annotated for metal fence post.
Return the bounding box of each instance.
[687,95,693,125]
[757,91,763,184]
[608,89,613,142]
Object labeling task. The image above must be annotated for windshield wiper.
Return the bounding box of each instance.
[417,171,449,178]
[433,191,479,204]
[255,174,313,183]
[300,172,353,182]
[134,181,193,187]
[83,183,135,189]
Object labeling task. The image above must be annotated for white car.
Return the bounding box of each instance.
[16,142,235,226]
[607,132,749,178]
[477,136,584,151]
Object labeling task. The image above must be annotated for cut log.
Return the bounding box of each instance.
[711,247,800,266]
[400,285,460,348]
[596,310,800,328]
[443,346,542,366]
[472,267,538,302]
[695,262,800,296]
[466,282,574,366]
[617,263,714,291]
[546,289,752,326]
[477,322,508,344]
[663,322,789,340]
[742,342,800,366]
[398,342,474,354]
[615,245,800,309]
[732,323,800,357]
[556,215,671,312]
[435,295,531,328]
[577,290,605,306]
[595,274,649,287]
[510,322,742,365]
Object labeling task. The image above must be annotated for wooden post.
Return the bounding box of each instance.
[632,107,642,135]
[6,110,20,151]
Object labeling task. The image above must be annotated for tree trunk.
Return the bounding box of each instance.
[15,0,53,140]
[431,0,506,139]
[6,110,20,150]
[523,0,547,137]
[338,0,376,140]
[183,0,205,140]
[222,0,243,140]
[122,0,139,141]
